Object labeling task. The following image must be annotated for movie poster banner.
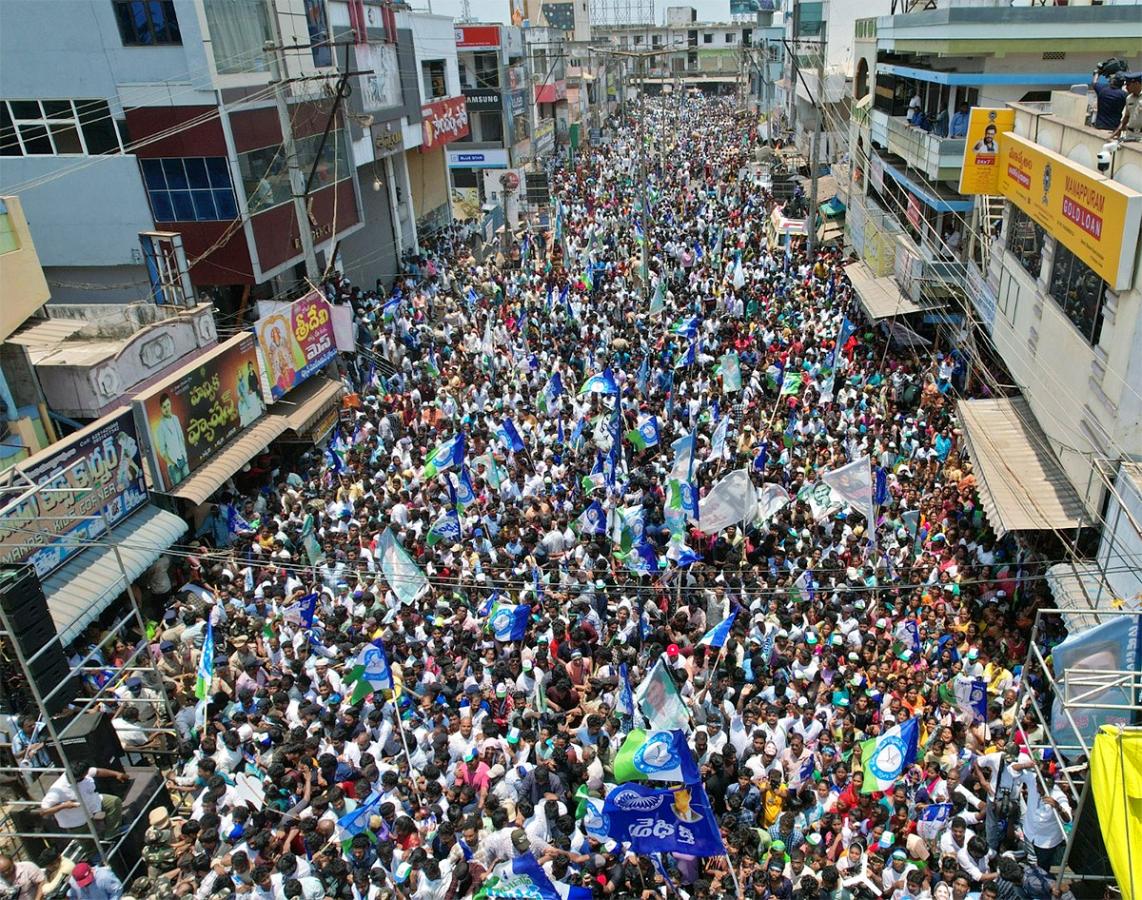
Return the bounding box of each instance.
[0,410,148,578]
[253,291,337,401]
[135,334,265,492]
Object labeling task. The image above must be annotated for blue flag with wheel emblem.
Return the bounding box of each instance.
[602,782,726,857]
[860,716,919,793]
[574,500,607,536]
[613,729,700,784]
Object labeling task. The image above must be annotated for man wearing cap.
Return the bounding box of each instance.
[1111,73,1142,140]
[67,863,122,900]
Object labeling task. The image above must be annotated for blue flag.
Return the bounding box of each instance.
[917,802,954,840]
[631,541,659,574]
[489,602,530,642]
[298,593,318,629]
[698,608,738,648]
[603,782,726,857]
[618,663,635,718]
[874,466,889,506]
[575,500,607,536]
[482,852,591,900]
[337,791,382,837]
[570,415,587,448]
[454,466,477,508]
[675,546,702,567]
[497,418,526,453]
[579,368,620,396]
[637,355,650,393]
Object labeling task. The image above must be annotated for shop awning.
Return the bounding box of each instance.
[162,415,289,507]
[276,376,345,435]
[43,506,187,646]
[1045,561,1122,634]
[957,397,1088,536]
[845,263,923,319]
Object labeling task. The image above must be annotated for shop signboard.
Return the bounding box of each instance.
[253,290,337,401]
[421,96,471,151]
[447,149,510,169]
[534,118,555,157]
[135,334,266,492]
[356,43,402,112]
[0,410,148,578]
[997,131,1142,290]
[463,89,502,110]
[456,24,501,48]
[957,107,1015,195]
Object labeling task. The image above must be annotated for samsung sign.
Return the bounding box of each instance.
[463,89,502,110]
[447,149,509,169]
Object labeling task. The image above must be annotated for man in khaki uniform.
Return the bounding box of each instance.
[1112,73,1142,141]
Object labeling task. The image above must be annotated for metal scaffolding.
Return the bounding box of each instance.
[1015,604,1141,888]
[0,465,176,879]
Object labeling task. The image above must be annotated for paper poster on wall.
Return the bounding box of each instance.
[958,107,1014,195]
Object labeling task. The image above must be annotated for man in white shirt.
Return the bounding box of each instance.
[1018,763,1071,871]
[41,761,129,834]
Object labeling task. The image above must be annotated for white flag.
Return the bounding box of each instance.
[697,469,758,534]
[821,455,875,529]
[756,484,791,522]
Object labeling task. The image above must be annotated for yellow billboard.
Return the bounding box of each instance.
[958,107,1015,195]
[998,132,1142,290]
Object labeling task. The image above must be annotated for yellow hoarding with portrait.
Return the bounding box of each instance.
[997,132,1142,290]
[958,107,1015,195]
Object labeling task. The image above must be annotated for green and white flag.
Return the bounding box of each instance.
[377,528,428,605]
[344,640,393,704]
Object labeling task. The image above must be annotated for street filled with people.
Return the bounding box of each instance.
[95,96,1079,900]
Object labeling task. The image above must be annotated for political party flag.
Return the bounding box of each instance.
[582,453,606,494]
[488,601,530,642]
[894,619,922,658]
[674,338,698,369]
[822,455,875,529]
[669,433,696,482]
[675,546,702,567]
[378,528,428,605]
[649,280,666,315]
[579,368,620,395]
[496,418,526,453]
[298,592,318,629]
[545,372,564,409]
[718,352,742,392]
[627,417,660,450]
[426,506,461,546]
[670,316,700,339]
[575,500,607,536]
[698,469,758,534]
[698,608,739,649]
[629,541,659,575]
[422,433,466,478]
[779,370,805,397]
[195,621,214,701]
[828,316,856,370]
[860,717,920,793]
[602,783,725,857]
[636,355,650,393]
[756,483,791,522]
[381,295,401,322]
[345,639,394,703]
[664,479,688,538]
[874,466,890,507]
[475,454,504,491]
[618,663,635,718]
[476,851,591,900]
[337,790,383,837]
[454,467,477,508]
[225,503,253,535]
[614,729,701,784]
[954,675,988,723]
[710,416,729,460]
[634,657,690,732]
[917,802,953,840]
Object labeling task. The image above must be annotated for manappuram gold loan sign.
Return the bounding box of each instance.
[997,132,1142,290]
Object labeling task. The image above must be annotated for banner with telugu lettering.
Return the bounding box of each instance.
[135,334,266,492]
[253,290,337,400]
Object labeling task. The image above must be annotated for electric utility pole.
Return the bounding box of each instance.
[789,0,801,137]
[806,36,826,258]
[264,8,319,281]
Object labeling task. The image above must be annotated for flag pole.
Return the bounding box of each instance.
[389,698,424,807]
[723,851,745,897]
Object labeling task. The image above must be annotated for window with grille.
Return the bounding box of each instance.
[1,100,124,157]
[1006,206,1046,280]
[1048,243,1107,346]
[141,157,239,222]
[112,0,181,45]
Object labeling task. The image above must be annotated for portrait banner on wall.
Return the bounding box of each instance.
[135,334,265,492]
[253,290,337,401]
[0,410,148,578]
[958,107,1014,195]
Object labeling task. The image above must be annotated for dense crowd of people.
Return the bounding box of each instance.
[37,96,1082,900]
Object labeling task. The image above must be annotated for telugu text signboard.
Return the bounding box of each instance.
[0,410,148,578]
[135,334,266,492]
[253,291,337,401]
[958,107,1015,195]
[421,96,470,151]
[998,132,1142,290]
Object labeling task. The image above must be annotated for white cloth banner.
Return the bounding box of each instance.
[697,469,758,534]
[821,455,874,528]
[755,484,791,523]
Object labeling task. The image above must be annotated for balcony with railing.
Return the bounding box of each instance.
[870,109,965,181]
